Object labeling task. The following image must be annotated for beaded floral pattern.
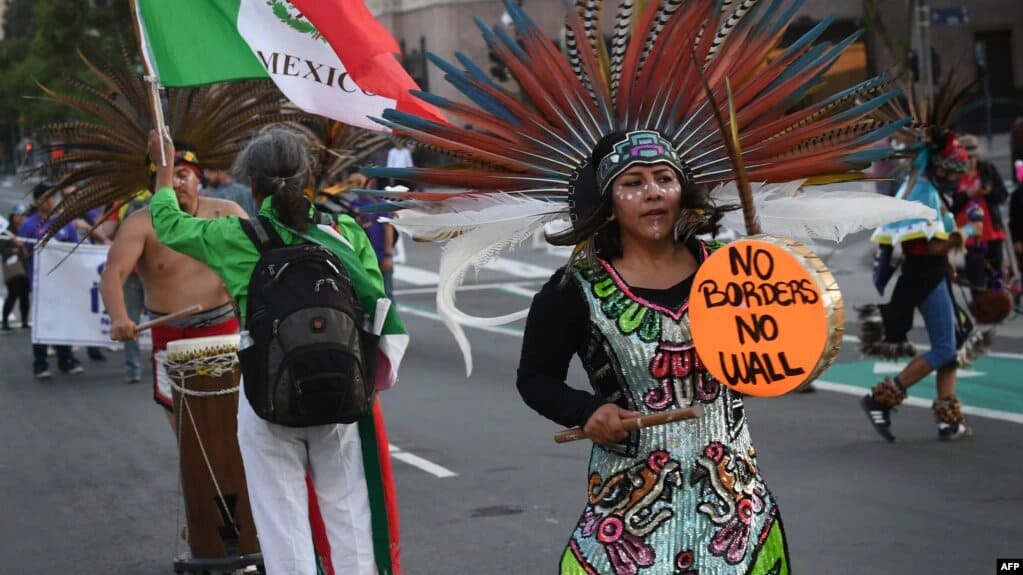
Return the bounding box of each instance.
[562,243,789,575]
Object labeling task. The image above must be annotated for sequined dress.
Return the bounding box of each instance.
[521,246,790,575]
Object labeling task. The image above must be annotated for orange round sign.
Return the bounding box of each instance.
[689,236,843,397]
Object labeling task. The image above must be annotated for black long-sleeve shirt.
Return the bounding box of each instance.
[1010,184,1023,246]
[515,267,694,428]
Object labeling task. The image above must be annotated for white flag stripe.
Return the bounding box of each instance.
[234,1,392,132]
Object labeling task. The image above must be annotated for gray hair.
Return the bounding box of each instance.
[233,125,316,230]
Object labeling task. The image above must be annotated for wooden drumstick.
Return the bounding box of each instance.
[554,406,704,444]
[135,304,204,333]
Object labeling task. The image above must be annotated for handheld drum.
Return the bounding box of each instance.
[689,235,845,397]
[159,334,261,564]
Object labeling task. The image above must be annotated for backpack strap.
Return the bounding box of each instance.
[240,215,284,253]
[314,210,334,227]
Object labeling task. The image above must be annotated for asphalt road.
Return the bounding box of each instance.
[2,175,1022,574]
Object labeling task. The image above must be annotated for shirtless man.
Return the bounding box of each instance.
[100,146,247,425]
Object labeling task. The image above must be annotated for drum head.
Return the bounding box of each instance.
[689,235,844,397]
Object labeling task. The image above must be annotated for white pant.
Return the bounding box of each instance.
[237,397,377,575]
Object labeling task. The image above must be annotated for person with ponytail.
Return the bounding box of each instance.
[149,125,406,575]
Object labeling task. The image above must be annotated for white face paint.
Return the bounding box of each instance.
[610,164,684,242]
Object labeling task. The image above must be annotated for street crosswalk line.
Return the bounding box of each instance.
[393,265,440,286]
[480,257,555,279]
[394,256,556,287]
[389,443,457,478]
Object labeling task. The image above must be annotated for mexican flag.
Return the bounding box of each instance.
[133,0,443,131]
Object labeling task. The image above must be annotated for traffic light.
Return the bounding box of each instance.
[488,48,509,82]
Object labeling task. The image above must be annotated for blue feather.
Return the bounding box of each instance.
[831,90,901,123]
[774,14,834,63]
[768,0,804,37]
[410,87,516,126]
[814,75,888,111]
[427,52,473,82]
[494,26,529,63]
[770,42,829,88]
[842,147,898,164]
[381,108,447,132]
[456,52,499,90]
[849,118,912,148]
[755,0,792,34]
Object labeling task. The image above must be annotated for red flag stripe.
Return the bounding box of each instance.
[290,0,447,125]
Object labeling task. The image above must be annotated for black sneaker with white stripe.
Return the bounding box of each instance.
[860,395,896,442]
[937,422,971,441]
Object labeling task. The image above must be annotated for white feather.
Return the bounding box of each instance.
[391,194,568,376]
[388,193,565,241]
[714,180,937,241]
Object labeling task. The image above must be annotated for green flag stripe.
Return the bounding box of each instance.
[137,0,268,87]
[358,411,394,575]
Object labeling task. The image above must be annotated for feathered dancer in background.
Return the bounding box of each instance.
[32,46,307,245]
[356,0,933,374]
[857,28,984,441]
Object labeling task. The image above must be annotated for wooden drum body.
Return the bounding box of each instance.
[160,335,260,561]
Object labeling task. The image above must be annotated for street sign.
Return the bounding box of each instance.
[932,6,969,25]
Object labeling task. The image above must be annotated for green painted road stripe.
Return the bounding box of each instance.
[822,357,1023,420]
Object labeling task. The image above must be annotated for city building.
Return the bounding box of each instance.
[368,0,1022,131]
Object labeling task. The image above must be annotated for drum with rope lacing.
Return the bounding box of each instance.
[157,334,262,573]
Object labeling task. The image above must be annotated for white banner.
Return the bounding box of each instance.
[31,242,152,348]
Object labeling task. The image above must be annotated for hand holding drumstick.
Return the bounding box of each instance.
[556,405,704,444]
[110,304,203,341]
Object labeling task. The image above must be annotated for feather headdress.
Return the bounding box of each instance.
[297,118,393,193]
[33,46,307,244]
[358,0,930,373]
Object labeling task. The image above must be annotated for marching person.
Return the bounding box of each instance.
[19,182,85,379]
[1011,161,1023,304]
[2,204,30,333]
[862,132,974,441]
[149,126,405,575]
[204,167,259,218]
[100,146,247,426]
[952,135,1008,288]
[516,132,790,573]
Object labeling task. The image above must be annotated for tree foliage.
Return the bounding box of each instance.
[0,0,134,165]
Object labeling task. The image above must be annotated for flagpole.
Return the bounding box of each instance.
[128,0,168,167]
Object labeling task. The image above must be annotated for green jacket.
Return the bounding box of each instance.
[149,187,385,322]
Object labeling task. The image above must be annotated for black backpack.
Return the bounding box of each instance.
[238,215,378,427]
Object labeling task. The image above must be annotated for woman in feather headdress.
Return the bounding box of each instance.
[357,1,933,572]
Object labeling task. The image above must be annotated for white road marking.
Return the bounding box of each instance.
[398,304,524,337]
[872,361,985,378]
[389,444,458,478]
[843,334,1023,360]
[480,257,555,279]
[498,284,539,299]
[393,279,543,297]
[395,258,555,288]
[815,380,1023,424]
[393,265,440,286]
